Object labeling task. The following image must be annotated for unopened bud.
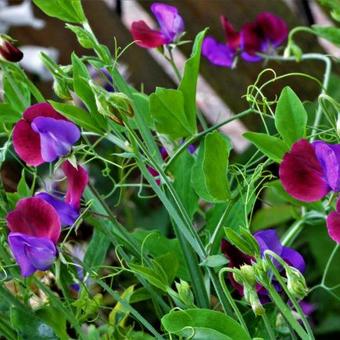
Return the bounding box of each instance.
[108,92,134,118]
[53,77,72,100]
[243,284,265,316]
[175,279,194,306]
[240,264,256,286]
[0,35,23,62]
[286,266,308,299]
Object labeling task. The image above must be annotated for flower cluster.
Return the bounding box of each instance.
[279,139,340,243]
[202,13,288,68]
[7,103,88,277]
[130,2,184,48]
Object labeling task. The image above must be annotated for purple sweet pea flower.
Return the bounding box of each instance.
[36,161,89,227]
[279,139,340,202]
[221,229,305,297]
[0,35,23,62]
[13,103,80,166]
[131,2,184,48]
[326,198,340,243]
[6,197,61,277]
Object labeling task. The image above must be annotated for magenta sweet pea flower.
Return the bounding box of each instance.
[13,103,80,166]
[241,12,288,62]
[0,35,23,62]
[36,161,89,226]
[131,2,184,48]
[222,229,305,296]
[326,199,340,243]
[279,139,340,202]
[202,12,287,67]
[6,197,61,276]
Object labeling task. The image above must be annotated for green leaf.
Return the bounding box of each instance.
[17,169,32,197]
[243,132,289,163]
[178,29,207,133]
[312,25,340,46]
[49,101,103,133]
[149,88,194,139]
[200,254,228,268]
[0,103,21,123]
[66,24,95,49]
[224,227,260,257]
[33,0,86,23]
[275,87,307,146]
[155,251,179,284]
[191,131,230,202]
[168,150,198,218]
[161,309,250,340]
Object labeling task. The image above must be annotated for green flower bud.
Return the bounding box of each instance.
[240,264,256,286]
[175,279,194,307]
[286,266,308,300]
[53,77,72,100]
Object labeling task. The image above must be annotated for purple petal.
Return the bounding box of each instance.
[131,20,167,48]
[281,246,305,273]
[279,139,330,202]
[35,193,79,227]
[31,117,80,162]
[61,161,89,210]
[151,3,184,42]
[8,232,56,277]
[6,197,61,243]
[240,22,263,62]
[326,210,340,243]
[313,141,340,192]
[254,229,283,256]
[202,36,235,68]
[256,12,288,47]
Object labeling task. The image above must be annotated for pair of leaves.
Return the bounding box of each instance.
[161,309,250,340]
[244,86,307,162]
[149,30,206,139]
[191,131,231,203]
[33,0,86,23]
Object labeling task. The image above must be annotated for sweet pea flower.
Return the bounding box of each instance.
[6,197,61,277]
[202,12,287,67]
[131,2,184,48]
[279,139,340,202]
[222,229,305,296]
[13,103,80,166]
[36,161,89,227]
[326,199,340,243]
[0,35,23,62]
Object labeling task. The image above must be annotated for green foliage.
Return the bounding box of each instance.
[191,131,231,202]
[161,309,251,340]
[33,0,86,23]
[312,26,340,46]
[275,86,307,146]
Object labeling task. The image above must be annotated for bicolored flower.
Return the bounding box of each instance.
[131,3,184,48]
[202,12,287,67]
[326,199,340,243]
[0,35,23,62]
[36,161,89,226]
[13,103,80,166]
[222,229,305,296]
[6,197,61,277]
[279,139,340,202]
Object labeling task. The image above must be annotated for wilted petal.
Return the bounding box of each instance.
[151,3,184,42]
[256,12,288,47]
[326,210,340,243]
[281,247,305,273]
[8,232,56,277]
[23,102,66,123]
[31,117,80,162]
[202,36,235,67]
[36,192,79,226]
[279,139,330,202]
[220,16,240,51]
[13,119,43,166]
[131,20,167,48]
[6,197,61,243]
[61,161,89,210]
[313,141,340,192]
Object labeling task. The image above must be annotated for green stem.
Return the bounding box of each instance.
[261,312,276,340]
[218,268,250,337]
[321,244,339,286]
[281,220,305,246]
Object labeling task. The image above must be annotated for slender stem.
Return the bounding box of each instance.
[261,312,276,340]
[281,220,305,246]
[219,268,251,337]
[321,244,339,285]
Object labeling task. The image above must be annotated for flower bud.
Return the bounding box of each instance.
[53,77,72,100]
[240,264,256,286]
[243,283,265,316]
[286,266,308,299]
[175,279,194,307]
[0,35,23,62]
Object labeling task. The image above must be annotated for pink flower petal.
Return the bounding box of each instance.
[23,102,66,123]
[12,119,43,166]
[131,20,167,48]
[61,161,89,210]
[6,197,61,243]
[326,210,340,243]
[220,16,240,51]
[279,139,330,202]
